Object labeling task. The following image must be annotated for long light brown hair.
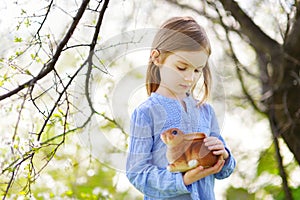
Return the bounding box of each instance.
[146,16,212,104]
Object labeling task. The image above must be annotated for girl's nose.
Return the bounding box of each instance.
[184,71,195,82]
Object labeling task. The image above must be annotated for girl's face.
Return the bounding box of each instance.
[157,50,208,99]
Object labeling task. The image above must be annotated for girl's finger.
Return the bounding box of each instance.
[208,144,224,151]
[204,137,221,146]
[212,149,224,155]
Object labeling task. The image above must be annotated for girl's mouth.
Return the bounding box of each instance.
[179,84,190,90]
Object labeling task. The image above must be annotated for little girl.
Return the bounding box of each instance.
[126,16,236,200]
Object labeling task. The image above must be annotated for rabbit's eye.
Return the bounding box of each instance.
[172,130,178,135]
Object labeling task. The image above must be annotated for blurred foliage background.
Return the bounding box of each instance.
[0,0,299,199]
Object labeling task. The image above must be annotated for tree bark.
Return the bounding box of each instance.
[218,1,300,199]
[219,0,300,166]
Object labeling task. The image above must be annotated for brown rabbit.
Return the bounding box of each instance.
[160,128,219,172]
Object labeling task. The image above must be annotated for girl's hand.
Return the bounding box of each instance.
[204,136,229,160]
[182,157,224,186]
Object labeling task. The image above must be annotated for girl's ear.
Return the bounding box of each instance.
[150,49,161,66]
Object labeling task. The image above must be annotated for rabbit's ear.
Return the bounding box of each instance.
[184,133,206,141]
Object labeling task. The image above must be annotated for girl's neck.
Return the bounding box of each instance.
[155,87,186,101]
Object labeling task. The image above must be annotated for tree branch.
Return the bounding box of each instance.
[284,15,300,60]
[0,0,90,101]
[212,1,265,114]
[218,0,281,55]
[165,0,214,20]
[85,0,110,114]
[34,0,54,39]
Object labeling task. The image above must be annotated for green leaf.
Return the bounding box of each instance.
[263,184,282,198]
[16,51,24,56]
[24,18,31,27]
[3,73,8,80]
[30,54,36,60]
[257,143,279,176]
[292,187,300,200]
[275,187,300,200]
[226,186,255,200]
[21,9,27,15]
[25,70,32,75]
[19,190,27,195]
[14,36,23,43]
[10,65,17,70]
[63,190,73,197]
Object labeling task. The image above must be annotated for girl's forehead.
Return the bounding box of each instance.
[168,50,208,68]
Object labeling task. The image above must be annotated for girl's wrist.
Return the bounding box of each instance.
[182,173,189,186]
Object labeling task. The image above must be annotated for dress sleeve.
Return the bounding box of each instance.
[126,108,190,198]
[208,105,236,179]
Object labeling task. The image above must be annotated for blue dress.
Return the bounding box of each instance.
[126,93,236,200]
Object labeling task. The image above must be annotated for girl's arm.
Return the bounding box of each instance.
[126,109,190,198]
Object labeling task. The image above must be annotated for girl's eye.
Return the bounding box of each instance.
[194,69,200,73]
[177,66,186,71]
